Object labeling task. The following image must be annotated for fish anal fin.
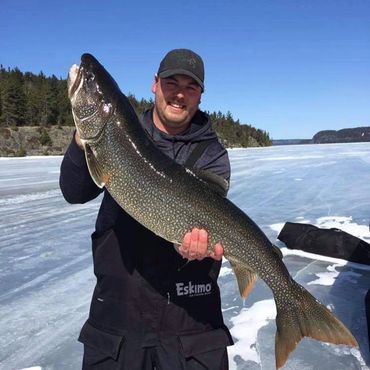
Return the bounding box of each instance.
[275,280,358,369]
[85,144,109,188]
[228,257,258,299]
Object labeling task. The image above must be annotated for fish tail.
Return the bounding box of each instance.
[274,280,358,369]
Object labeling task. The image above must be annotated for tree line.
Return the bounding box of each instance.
[0,66,72,127]
[0,66,271,147]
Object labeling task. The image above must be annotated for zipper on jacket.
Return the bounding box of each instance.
[167,292,170,304]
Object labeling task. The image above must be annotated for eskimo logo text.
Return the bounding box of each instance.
[176,281,212,297]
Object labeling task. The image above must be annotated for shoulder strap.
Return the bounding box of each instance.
[184,140,213,169]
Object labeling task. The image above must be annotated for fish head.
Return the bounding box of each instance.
[68,53,119,142]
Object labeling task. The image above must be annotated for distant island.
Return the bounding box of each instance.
[273,126,370,146]
[272,139,313,146]
[312,126,370,144]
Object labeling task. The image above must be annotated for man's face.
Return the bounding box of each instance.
[151,74,202,134]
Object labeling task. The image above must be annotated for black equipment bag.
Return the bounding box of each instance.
[277,222,370,265]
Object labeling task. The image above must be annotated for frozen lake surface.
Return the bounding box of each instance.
[1,142,370,370]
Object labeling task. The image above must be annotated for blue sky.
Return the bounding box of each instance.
[1,0,369,139]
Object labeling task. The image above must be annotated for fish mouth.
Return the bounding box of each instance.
[68,54,114,143]
[68,63,83,99]
[68,54,99,98]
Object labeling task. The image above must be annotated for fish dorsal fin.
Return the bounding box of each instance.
[85,144,108,188]
[192,169,229,197]
[228,256,258,299]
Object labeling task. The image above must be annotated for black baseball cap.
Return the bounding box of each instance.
[157,49,205,91]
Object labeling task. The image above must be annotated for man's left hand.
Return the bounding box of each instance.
[178,228,224,261]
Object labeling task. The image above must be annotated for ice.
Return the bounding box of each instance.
[1,142,370,369]
[227,299,277,364]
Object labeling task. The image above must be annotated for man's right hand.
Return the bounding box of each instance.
[178,228,224,261]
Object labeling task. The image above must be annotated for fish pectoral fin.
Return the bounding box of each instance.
[85,144,109,188]
[192,169,229,197]
[228,257,258,299]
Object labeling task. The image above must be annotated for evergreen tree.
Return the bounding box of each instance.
[0,68,26,126]
[56,78,73,126]
[24,72,40,125]
[44,75,59,125]
[0,65,4,119]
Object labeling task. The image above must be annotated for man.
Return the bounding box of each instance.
[60,49,233,370]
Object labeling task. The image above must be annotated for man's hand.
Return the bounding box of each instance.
[178,228,224,261]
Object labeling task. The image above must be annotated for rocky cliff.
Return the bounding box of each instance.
[0,126,75,157]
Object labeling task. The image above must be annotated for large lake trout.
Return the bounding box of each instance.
[67,53,357,369]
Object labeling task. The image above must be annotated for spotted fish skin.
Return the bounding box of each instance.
[68,53,358,369]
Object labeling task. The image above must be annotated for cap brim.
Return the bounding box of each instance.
[158,69,204,91]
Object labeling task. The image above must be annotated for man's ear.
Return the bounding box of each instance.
[151,74,159,94]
